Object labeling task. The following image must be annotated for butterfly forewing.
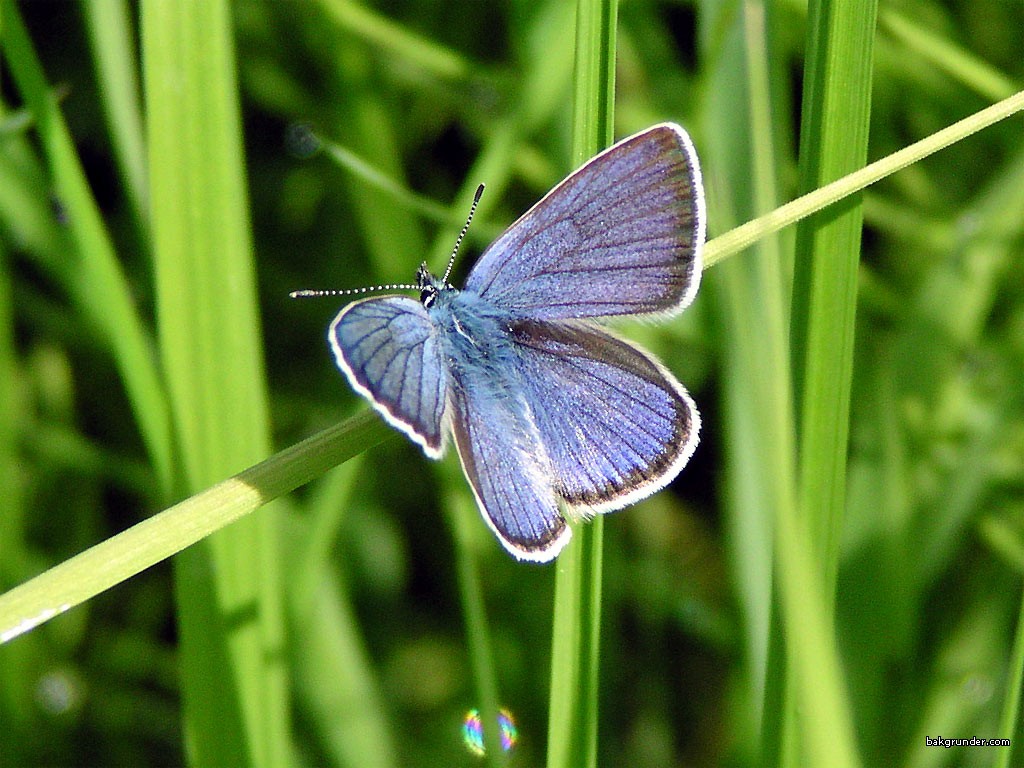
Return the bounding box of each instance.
[463,123,705,321]
[329,296,449,456]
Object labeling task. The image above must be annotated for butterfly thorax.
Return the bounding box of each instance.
[426,283,520,389]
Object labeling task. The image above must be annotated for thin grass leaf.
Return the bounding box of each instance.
[0,247,25,584]
[321,139,465,226]
[878,9,1018,102]
[142,3,292,763]
[324,63,427,281]
[0,140,69,268]
[790,0,877,576]
[703,89,1024,270]
[0,412,391,644]
[546,2,616,767]
[736,3,793,748]
[762,0,878,764]
[321,0,472,81]
[81,0,149,235]
[699,3,802,762]
[995,585,1024,768]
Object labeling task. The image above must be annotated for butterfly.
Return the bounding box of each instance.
[299,123,705,562]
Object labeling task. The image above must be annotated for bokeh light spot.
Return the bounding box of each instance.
[462,707,518,756]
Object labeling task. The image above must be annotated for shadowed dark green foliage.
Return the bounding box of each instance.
[0,1,1022,766]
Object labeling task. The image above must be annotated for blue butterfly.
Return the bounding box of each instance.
[313,123,704,562]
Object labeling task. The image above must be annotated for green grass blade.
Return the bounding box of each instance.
[142,2,289,764]
[568,0,617,163]
[878,9,1018,102]
[739,4,795,751]
[320,138,467,226]
[790,0,877,578]
[546,2,616,767]
[700,2,800,760]
[768,0,876,764]
[547,521,605,768]
[995,583,1024,768]
[321,0,472,81]
[81,0,149,235]
[0,413,391,644]
[703,89,1024,270]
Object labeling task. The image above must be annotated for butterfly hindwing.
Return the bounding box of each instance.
[329,296,448,457]
[463,123,705,321]
[510,319,699,512]
[448,369,571,562]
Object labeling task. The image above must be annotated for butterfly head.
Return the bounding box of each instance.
[417,262,445,308]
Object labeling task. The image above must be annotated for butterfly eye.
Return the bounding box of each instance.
[421,285,438,307]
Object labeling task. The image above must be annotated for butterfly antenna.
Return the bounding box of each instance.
[289,282,419,300]
[441,184,485,285]
[291,185,485,299]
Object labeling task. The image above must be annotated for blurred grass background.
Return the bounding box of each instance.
[1,0,1023,766]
